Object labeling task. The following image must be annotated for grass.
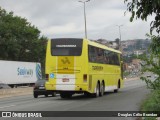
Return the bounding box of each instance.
[140,90,160,120]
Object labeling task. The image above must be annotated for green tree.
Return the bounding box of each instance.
[124,0,160,33]
[0,8,21,60]
[0,7,47,75]
[140,35,160,115]
[124,0,160,90]
[124,0,160,113]
[140,35,160,90]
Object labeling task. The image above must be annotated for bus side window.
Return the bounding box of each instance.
[113,53,116,65]
[104,50,109,64]
[108,52,119,65]
[113,53,120,65]
[96,48,104,63]
[105,56,109,64]
[88,45,96,62]
[108,52,113,65]
[116,54,120,65]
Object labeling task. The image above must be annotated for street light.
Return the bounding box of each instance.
[79,0,90,39]
[116,25,123,51]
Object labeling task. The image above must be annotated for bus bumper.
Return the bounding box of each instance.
[45,82,88,92]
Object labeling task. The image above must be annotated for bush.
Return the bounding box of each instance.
[141,90,160,120]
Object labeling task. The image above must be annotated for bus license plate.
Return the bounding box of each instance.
[39,86,45,89]
[62,78,69,82]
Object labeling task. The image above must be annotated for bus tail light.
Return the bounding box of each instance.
[46,74,49,81]
[83,74,87,82]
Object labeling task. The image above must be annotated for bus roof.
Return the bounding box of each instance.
[85,39,122,54]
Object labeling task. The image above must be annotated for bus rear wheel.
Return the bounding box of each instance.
[52,92,56,97]
[100,82,105,97]
[114,81,120,93]
[45,94,48,97]
[92,82,100,98]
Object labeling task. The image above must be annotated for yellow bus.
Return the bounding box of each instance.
[45,38,123,98]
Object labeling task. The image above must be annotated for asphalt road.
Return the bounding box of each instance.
[0,78,150,120]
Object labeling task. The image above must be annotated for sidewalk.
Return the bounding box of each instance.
[0,87,33,98]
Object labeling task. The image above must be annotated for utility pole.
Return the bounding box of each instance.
[79,0,90,39]
[116,25,123,51]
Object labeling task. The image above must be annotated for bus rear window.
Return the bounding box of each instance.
[51,38,83,56]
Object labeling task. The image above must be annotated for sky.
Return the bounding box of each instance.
[0,0,156,41]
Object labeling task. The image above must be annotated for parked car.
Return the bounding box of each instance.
[33,79,56,98]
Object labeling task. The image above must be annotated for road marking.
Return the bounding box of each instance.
[0,105,16,109]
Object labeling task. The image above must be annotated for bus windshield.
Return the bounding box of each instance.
[51,38,83,56]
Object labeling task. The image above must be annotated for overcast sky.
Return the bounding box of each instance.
[0,0,156,41]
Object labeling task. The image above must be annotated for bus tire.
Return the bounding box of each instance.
[114,80,120,93]
[93,82,100,98]
[52,92,56,97]
[45,94,48,97]
[114,89,118,93]
[100,82,105,97]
